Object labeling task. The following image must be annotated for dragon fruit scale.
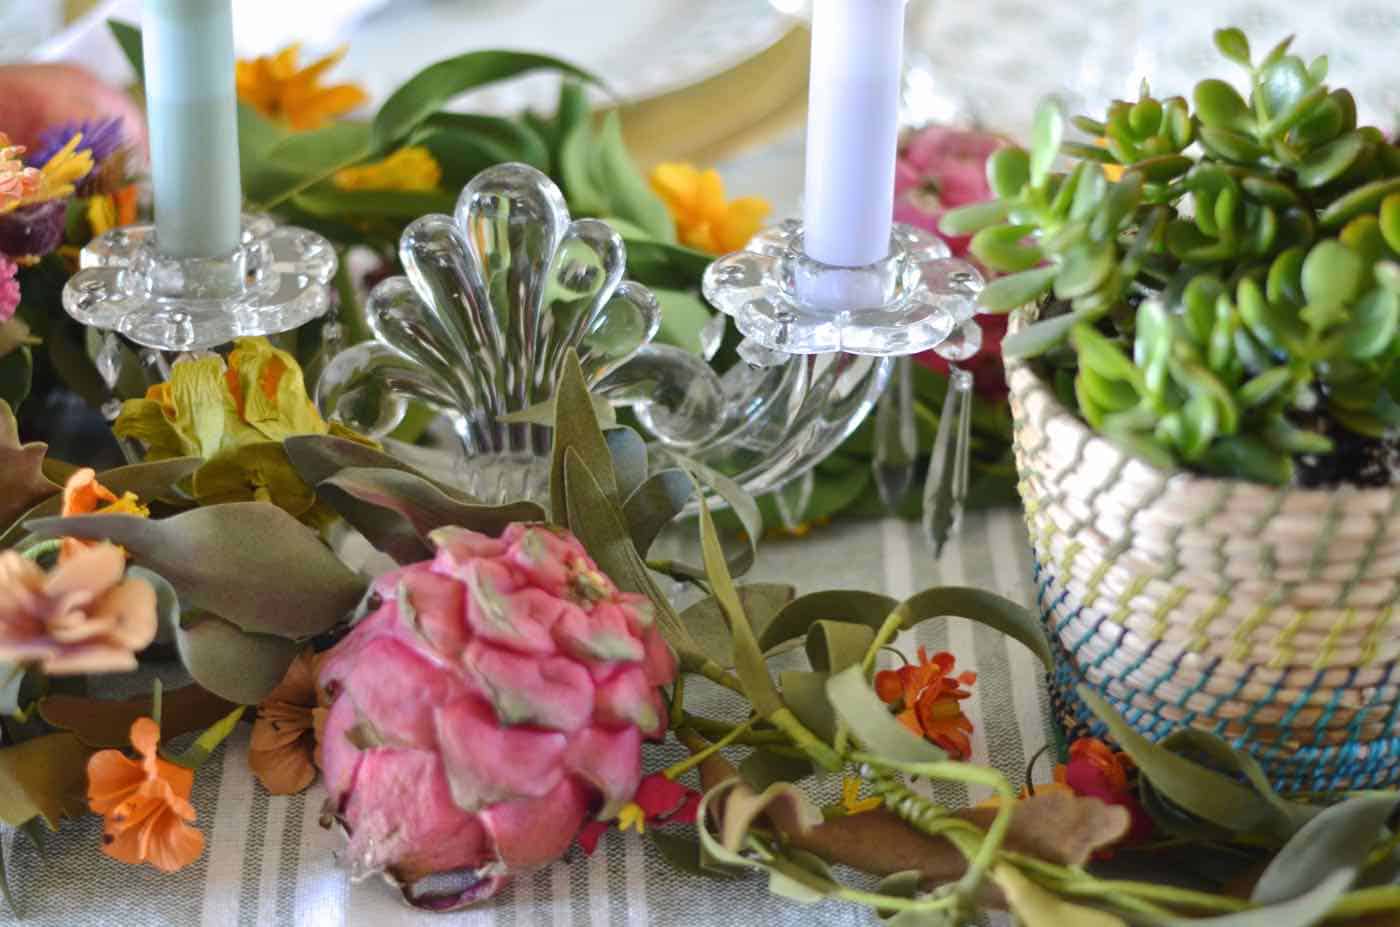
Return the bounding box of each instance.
[317,522,677,910]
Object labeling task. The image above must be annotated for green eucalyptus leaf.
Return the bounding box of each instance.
[284,434,457,494]
[740,749,814,791]
[321,466,544,539]
[778,670,839,743]
[827,664,946,763]
[977,266,1059,313]
[1080,687,1293,843]
[551,351,618,524]
[660,450,761,577]
[649,830,743,880]
[175,612,303,705]
[374,51,597,147]
[0,346,31,411]
[681,584,796,666]
[604,426,649,501]
[622,468,694,556]
[759,590,898,653]
[804,620,876,674]
[24,504,366,637]
[1030,102,1065,188]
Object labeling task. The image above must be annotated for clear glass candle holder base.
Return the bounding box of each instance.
[61,214,337,351]
[702,220,983,357]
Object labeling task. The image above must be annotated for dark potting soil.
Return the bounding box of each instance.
[1295,425,1400,489]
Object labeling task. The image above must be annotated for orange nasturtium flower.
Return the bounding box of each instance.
[236,44,369,131]
[87,718,205,873]
[249,648,323,795]
[648,162,771,255]
[59,468,149,561]
[874,647,978,759]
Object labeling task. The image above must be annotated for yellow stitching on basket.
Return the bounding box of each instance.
[1058,539,1085,577]
[1360,605,1396,666]
[1110,572,1151,626]
[1314,607,1355,670]
[1149,585,1189,641]
[1082,555,1116,609]
[1185,593,1229,651]
[1269,608,1311,669]
[1230,602,1274,661]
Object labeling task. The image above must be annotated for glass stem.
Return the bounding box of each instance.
[921,365,973,556]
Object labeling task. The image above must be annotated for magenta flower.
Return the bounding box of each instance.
[0,253,18,323]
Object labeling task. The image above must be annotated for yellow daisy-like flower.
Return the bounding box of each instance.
[236,44,368,131]
[333,147,442,193]
[1095,138,1125,182]
[648,162,770,255]
[840,776,881,815]
[32,133,94,204]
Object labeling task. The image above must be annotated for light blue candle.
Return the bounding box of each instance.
[142,0,242,258]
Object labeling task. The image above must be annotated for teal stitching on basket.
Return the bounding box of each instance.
[1034,557,1400,793]
[1088,622,1127,671]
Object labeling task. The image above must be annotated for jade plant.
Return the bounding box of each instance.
[943,27,1400,485]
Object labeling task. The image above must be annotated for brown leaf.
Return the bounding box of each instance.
[39,685,239,749]
[787,793,1129,886]
[0,399,58,531]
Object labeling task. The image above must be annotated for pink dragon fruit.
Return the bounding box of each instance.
[317,522,676,910]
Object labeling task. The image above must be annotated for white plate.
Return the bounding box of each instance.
[335,0,794,114]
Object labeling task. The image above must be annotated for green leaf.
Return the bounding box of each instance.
[649,829,743,880]
[697,495,782,716]
[374,51,598,148]
[107,19,144,82]
[1079,687,1294,843]
[25,504,366,638]
[986,147,1031,199]
[977,266,1058,313]
[1001,308,1089,359]
[740,749,814,792]
[621,237,713,289]
[779,670,838,743]
[0,346,32,411]
[592,111,675,242]
[654,288,715,354]
[804,620,876,674]
[623,468,693,556]
[826,664,946,764]
[660,450,762,577]
[969,224,1043,273]
[758,589,897,653]
[1343,288,1400,358]
[419,111,550,174]
[246,122,374,206]
[1194,79,1252,132]
[1301,239,1365,306]
[896,586,1053,670]
[1320,177,1400,230]
[291,186,456,221]
[551,351,618,525]
[1029,101,1065,189]
[175,612,304,705]
[0,733,90,828]
[681,584,797,666]
[163,706,247,769]
[1213,28,1251,66]
[939,201,1010,237]
[604,426,649,501]
[1295,131,1368,190]
[318,467,545,561]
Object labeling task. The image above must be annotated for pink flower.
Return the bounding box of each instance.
[896,125,1012,399]
[894,125,1007,258]
[0,253,18,323]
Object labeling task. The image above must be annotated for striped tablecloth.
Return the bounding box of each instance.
[4,509,1052,927]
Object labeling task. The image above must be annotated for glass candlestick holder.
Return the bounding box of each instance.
[702,220,981,357]
[61,214,337,352]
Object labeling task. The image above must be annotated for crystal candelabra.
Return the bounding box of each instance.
[316,162,988,543]
[61,214,337,425]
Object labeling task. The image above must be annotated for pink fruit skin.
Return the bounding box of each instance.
[317,523,676,910]
[0,64,146,158]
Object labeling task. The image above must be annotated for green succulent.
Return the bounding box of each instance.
[943,27,1400,484]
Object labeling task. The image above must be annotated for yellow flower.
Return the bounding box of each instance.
[840,776,881,815]
[87,184,140,237]
[333,147,442,193]
[616,801,648,834]
[1096,138,1125,182]
[649,162,770,255]
[236,44,369,131]
[32,133,93,204]
[113,337,374,520]
[60,467,149,562]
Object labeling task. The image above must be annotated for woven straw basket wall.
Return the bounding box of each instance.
[1006,306,1400,793]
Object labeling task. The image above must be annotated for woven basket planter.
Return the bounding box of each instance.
[1007,305,1400,794]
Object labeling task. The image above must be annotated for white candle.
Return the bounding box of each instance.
[802,0,904,270]
[142,0,242,259]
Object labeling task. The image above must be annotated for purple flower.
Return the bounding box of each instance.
[0,200,68,261]
[29,118,126,169]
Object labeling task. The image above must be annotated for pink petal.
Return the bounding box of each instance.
[324,636,468,750]
[640,628,676,687]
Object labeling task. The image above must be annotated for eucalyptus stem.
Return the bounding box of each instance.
[681,713,789,745]
[768,706,843,771]
[668,675,686,730]
[1329,886,1400,918]
[680,654,748,697]
[666,719,757,780]
[331,256,373,345]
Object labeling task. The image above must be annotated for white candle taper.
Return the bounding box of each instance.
[142,0,242,259]
[802,0,905,272]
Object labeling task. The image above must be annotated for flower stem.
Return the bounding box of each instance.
[667,718,757,780]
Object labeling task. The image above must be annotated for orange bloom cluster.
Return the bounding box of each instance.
[875,647,977,759]
[87,718,204,872]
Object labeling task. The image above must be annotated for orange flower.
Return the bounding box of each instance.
[87,717,205,872]
[248,649,322,795]
[648,162,770,255]
[236,44,368,131]
[59,468,149,561]
[874,647,977,760]
[1068,738,1132,794]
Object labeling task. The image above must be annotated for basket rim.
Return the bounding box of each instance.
[1005,303,1400,506]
